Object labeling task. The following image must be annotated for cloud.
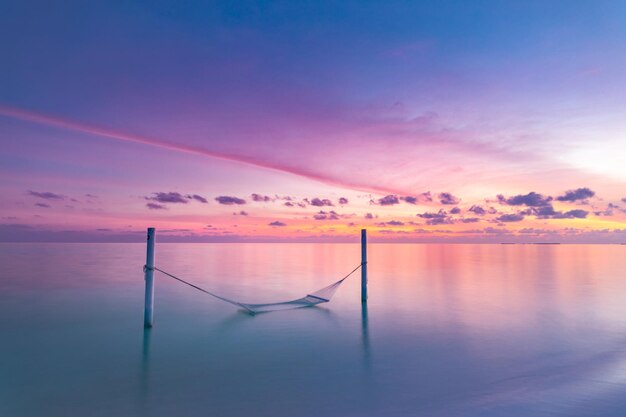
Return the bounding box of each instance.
[147,192,188,204]
[268,221,286,227]
[233,210,248,216]
[438,192,460,205]
[338,197,349,205]
[450,207,461,214]
[284,201,306,208]
[28,191,64,200]
[460,218,480,223]
[146,202,166,210]
[309,197,334,207]
[364,213,375,219]
[186,194,208,203]
[377,220,404,226]
[556,188,595,202]
[251,193,272,202]
[533,204,589,219]
[401,192,432,204]
[562,209,588,219]
[313,210,340,220]
[498,192,552,207]
[496,213,524,222]
[145,192,208,204]
[215,196,246,205]
[0,105,544,201]
[417,209,453,225]
[623,198,626,203]
[595,203,624,216]
[468,205,486,215]
[538,209,589,219]
[417,210,447,219]
[35,203,51,208]
[378,195,400,206]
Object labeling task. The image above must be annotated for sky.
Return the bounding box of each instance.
[1,0,625,243]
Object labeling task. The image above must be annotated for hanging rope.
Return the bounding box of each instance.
[144,262,364,314]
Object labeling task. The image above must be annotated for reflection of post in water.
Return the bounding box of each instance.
[361,302,371,369]
[138,327,152,413]
[142,327,152,372]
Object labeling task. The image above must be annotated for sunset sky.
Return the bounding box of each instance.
[1,1,625,242]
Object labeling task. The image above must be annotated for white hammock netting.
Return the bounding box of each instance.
[150,263,362,314]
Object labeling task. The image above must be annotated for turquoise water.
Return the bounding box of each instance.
[1,243,626,416]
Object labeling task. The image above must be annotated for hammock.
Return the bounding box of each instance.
[147,263,363,314]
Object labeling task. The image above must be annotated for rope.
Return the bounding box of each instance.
[143,262,364,312]
[144,265,249,311]
[334,262,364,283]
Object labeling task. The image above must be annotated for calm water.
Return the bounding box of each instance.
[1,243,625,417]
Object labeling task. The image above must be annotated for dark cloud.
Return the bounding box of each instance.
[468,205,486,215]
[146,203,166,210]
[186,194,208,203]
[268,221,286,227]
[147,192,188,204]
[215,196,246,205]
[417,210,447,220]
[364,213,375,219]
[496,213,524,222]
[28,191,64,200]
[498,192,552,207]
[338,197,349,205]
[313,210,340,220]
[533,204,589,219]
[401,192,432,204]
[233,211,248,216]
[377,220,404,226]
[251,193,272,202]
[85,194,98,198]
[284,201,307,208]
[439,192,460,205]
[417,209,453,225]
[309,198,334,207]
[378,195,400,206]
[594,208,613,216]
[556,188,595,202]
[538,209,589,219]
[563,209,588,219]
[595,203,624,216]
[460,218,480,223]
[146,192,208,204]
[534,205,557,217]
[450,207,461,214]
[35,203,51,208]
[622,198,626,203]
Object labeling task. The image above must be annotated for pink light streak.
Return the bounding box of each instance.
[0,104,398,195]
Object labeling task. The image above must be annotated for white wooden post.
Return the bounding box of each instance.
[144,228,156,328]
[361,229,367,303]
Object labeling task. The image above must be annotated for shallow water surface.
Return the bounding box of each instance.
[1,243,625,416]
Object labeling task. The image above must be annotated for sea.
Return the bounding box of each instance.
[1,243,625,417]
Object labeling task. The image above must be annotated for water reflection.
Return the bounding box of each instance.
[141,327,151,374]
[2,243,626,417]
[135,327,152,416]
[361,302,371,371]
